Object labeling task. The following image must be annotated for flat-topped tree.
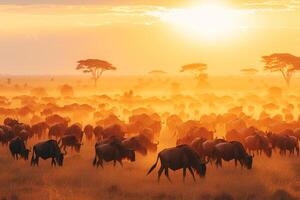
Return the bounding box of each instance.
[76,59,116,86]
[180,63,208,86]
[262,53,300,86]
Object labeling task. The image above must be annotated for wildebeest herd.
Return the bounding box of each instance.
[1,105,300,183]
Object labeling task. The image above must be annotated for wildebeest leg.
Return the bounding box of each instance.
[93,156,98,167]
[234,159,237,167]
[35,156,39,166]
[182,167,186,182]
[97,157,103,168]
[16,154,19,160]
[157,165,164,183]
[188,167,196,182]
[51,157,56,166]
[239,159,243,168]
[113,160,116,167]
[164,168,172,183]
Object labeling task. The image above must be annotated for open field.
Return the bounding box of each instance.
[0,75,300,200]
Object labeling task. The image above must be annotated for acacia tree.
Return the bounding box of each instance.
[76,59,116,86]
[262,53,300,86]
[180,63,208,86]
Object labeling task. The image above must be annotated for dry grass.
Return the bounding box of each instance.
[1,145,300,200]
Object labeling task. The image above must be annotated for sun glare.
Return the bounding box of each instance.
[158,4,241,39]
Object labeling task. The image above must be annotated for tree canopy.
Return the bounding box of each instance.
[76,59,116,86]
[180,63,207,72]
[262,53,300,86]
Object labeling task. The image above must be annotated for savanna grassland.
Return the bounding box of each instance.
[1,75,300,200]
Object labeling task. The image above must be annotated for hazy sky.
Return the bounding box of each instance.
[1,0,300,75]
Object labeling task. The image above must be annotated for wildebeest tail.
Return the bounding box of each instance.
[147,154,160,175]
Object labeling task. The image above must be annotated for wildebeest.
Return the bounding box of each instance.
[0,126,14,145]
[202,138,227,161]
[93,140,135,168]
[48,123,67,139]
[64,124,83,142]
[213,141,253,169]
[147,144,208,182]
[31,122,49,139]
[84,124,94,141]
[267,132,299,155]
[121,135,149,155]
[31,140,65,166]
[93,125,103,140]
[58,135,82,153]
[9,137,30,160]
[244,134,272,157]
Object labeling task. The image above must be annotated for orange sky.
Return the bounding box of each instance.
[0,0,300,75]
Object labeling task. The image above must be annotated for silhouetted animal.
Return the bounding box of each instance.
[31,140,65,166]
[93,140,135,168]
[147,144,208,182]
[58,135,82,153]
[213,141,253,169]
[244,134,272,157]
[9,137,30,160]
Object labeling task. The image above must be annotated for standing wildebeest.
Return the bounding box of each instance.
[9,137,30,160]
[202,138,227,162]
[93,125,103,140]
[93,141,135,168]
[122,136,148,155]
[58,135,82,153]
[267,132,299,155]
[31,140,65,166]
[213,141,253,169]
[244,134,272,157]
[31,122,49,139]
[48,123,67,139]
[84,124,94,141]
[64,124,83,142]
[147,145,208,182]
[0,126,14,145]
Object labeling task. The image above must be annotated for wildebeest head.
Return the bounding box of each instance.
[243,154,253,169]
[74,143,83,153]
[127,149,135,162]
[194,159,207,177]
[22,148,30,160]
[56,153,64,166]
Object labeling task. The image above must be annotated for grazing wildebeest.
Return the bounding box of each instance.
[244,134,272,157]
[9,137,30,160]
[58,135,82,153]
[147,144,208,182]
[93,140,135,168]
[31,140,65,166]
[213,141,253,169]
